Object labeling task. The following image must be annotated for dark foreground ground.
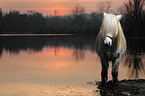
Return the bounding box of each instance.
[94,79,145,96]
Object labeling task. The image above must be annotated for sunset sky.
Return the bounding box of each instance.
[0,0,127,16]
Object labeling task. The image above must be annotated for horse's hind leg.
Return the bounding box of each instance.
[112,57,121,86]
[100,57,109,87]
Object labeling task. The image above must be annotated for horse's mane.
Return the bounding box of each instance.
[101,14,119,38]
[100,13,126,52]
[116,21,127,53]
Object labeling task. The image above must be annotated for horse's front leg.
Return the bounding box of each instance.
[100,57,109,87]
[112,56,121,86]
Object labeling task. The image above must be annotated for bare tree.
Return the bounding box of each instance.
[72,5,85,16]
[96,1,112,13]
[54,9,59,16]
[124,0,144,23]
[124,0,144,25]
[0,8,2,17]
[72,5,86,32]
[118,6,126,14]
[27,10,36,15]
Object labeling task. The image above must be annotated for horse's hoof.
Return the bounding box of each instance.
[98,83,106,89]
[98,83,107,92]
[113,81,118,87]
[100,86,106,92]
[112,82,118,91]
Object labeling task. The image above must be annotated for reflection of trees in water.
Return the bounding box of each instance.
[0,36,45,56]
[0,36,145,77]
[125,38,145,78]
[125,53,144,78]
[72,36,88,61]
[53,46,60,56]
[73,49,85,61]
[0,35,96,61]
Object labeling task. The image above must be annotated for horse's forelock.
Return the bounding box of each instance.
[101,14,119,38]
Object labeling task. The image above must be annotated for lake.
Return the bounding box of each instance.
[0,35,144,96]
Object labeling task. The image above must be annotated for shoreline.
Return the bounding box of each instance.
[94,79,145,96]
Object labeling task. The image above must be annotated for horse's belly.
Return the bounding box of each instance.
[103,51,120,60]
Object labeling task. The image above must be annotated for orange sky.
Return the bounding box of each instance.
[0,0,127,16]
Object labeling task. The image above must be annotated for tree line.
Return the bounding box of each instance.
[0,10,46,33]
[0,0,145,37]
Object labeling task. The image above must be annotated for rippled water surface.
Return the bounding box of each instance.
[0,35,144,96]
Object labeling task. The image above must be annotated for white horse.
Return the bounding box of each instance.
[95,12,127,89]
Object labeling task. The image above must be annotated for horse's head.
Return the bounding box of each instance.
[102,12,122,47]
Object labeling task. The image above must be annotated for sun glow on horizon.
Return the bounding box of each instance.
[38,7,72,16]
[0,0,127,16]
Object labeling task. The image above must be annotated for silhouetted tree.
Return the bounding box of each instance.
[0,8,2,17]
[96,1,112,13]
[123,0,145,37]
[90,12,102,34]
[27,10,37,16]
[0,8,4,32]
[72,5,87,33]
[54,9,59,16]
[4,10,21,32]
[72,5,85,16]
[1,10,46,33]
[27,11,46,32]
[125,0,144,24]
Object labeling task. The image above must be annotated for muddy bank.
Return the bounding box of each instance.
[94,79,145,96]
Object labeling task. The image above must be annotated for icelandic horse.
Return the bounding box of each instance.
[95,12,127,89]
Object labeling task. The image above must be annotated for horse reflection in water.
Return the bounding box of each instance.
[95,12,127,90]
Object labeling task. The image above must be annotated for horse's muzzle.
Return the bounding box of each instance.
[104,42,110,47]
[104,36,112,47]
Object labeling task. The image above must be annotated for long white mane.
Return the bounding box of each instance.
[101,13,122,39]
[96,12,126,56]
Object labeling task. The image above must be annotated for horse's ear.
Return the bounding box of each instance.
[116,14,122,21]
[103,12,107,17]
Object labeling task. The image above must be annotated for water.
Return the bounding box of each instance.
[0,35,144,96]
